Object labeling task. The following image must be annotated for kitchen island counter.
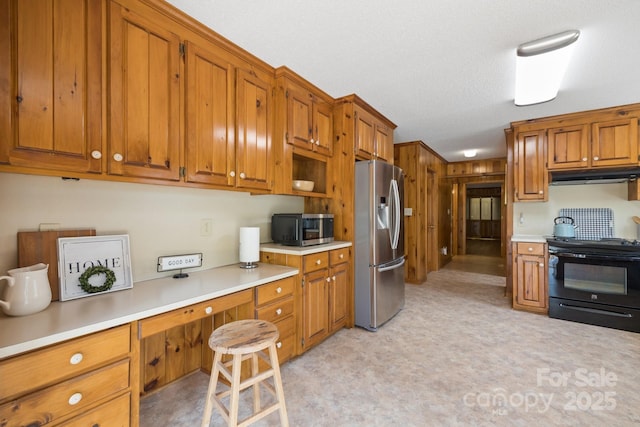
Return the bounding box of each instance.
[0,263,298,359]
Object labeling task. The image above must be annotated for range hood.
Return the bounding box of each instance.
[550,168,640,185]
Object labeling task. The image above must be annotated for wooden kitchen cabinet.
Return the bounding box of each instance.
[512,242,548,314]
[254,276,296,364]
[547,118,638,170]
[108,1,181,181]
[0,0,102,174]
[513,129,548,201]
[353,102,395,163]
[0,324,136,427]
[273,66,332,196]
[329,247,350,331]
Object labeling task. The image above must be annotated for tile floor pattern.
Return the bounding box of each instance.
[140,268,640,427]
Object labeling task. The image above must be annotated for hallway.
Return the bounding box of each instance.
[444,253,505,277]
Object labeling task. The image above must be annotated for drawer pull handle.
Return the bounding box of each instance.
[339,254,344,259]
[528,247,533,252]
[276,308,282,316]
[205,306,213,315]
[276,287,282,294]
[276,341,282,349]
[316,259,321,265]
[68,392,83,405]
[69,353,84,365]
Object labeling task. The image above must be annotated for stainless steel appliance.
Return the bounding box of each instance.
[548,237,640,333]
[354,160,405,331]
[271,213,334,246]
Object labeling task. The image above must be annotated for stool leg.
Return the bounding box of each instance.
[268,343,289,427]
[228,354,243,427]
[252,352,261,414]
[201,351,223,427]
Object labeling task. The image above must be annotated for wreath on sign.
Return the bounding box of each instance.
[78,266,116,293]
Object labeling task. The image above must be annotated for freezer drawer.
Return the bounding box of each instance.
[355,257,405,331]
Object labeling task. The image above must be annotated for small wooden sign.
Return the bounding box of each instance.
[57,235,133,301]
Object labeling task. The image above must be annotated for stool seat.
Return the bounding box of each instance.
[201,319,289,427]
[208,319,279,355]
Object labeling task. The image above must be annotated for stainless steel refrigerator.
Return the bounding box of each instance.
[354,160,405,331]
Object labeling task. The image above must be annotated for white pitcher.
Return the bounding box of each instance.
[0,263,52,316]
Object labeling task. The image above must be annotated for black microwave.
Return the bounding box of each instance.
[271,213,334,246]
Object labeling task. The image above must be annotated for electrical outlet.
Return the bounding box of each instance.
[200,218,212,237]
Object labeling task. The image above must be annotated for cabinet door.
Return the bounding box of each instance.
[184,41,235,186]
[329,262,349,332]
[591,118,639,168]
[312,99,333,156]
[547,125,589,170]
[514,253,547,309]
[236,69,272,191]
[108,2,181,181]
[286,86,313,151]
[374,123,393,162]
[353,106,375,159]
[0,0,102,173]
[514,130,547,201]
[302,269,329,349]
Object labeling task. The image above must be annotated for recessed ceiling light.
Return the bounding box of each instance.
[463,149,477,158]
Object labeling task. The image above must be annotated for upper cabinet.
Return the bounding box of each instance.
[510,104,640,202]
[273,67,333,197]
[547,118,638,170]
[336,94,396,164]
[108,2,181,181]
[0,0,102,174]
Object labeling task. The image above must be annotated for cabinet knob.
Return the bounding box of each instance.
[339,254,344,259]
[539,263,544,267]
[113,153,123,162]
[69,352,84,365]
[239,172,246,179]
[538,190,543,195]
[230,171,236,177]
[90,150,102,159]
[309,138,315,144]
[593,156,599,161]
[68,392,83,406]
[326,277,331,282]
[276,308,282,316]
[205,306,213,315]
[582,157,588,162]
[316,259,321,265]
[528,247,533,252]
[332,275,336,281]
[315,140,320,146]
[276,287,282,294]
[276,341,282,349]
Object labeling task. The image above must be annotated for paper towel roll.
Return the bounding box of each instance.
[239,227,260,268]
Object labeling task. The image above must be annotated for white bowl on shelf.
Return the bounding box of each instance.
[292,180,314,192]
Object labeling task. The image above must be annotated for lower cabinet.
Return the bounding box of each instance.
[512,242,548,313]
[260,245,351,355]
[0,325,135,427]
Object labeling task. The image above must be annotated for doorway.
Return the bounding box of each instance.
[466,185,501,257]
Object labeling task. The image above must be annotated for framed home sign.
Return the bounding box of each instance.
[57,235,133,301]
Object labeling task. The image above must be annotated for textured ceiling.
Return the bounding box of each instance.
[166,0,640,162]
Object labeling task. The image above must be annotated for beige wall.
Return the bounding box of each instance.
[0,173,303,282]
[513,182,640,239]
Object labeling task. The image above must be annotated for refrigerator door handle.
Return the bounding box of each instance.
[378,257,405,272]
[390,179,401,250]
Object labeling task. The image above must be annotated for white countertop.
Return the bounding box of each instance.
[260,240,352,255]
[511,235,549,243]
[0,263,298,359]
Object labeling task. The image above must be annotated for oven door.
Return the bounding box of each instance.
[548,252,640,308]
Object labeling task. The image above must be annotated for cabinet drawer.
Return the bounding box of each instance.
[255,277,295,306]
[0,325,130,401]
[59,392,130,427]
[273,313,295,340]
[139,289,253,338]
[274,331,295,364]
[255,296,294,323]
[330,247,350,266]
[0,359,130,426]
[303,252,329,273]
[516,242,545,256]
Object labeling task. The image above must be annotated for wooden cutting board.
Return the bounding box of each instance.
[18,229,96,301]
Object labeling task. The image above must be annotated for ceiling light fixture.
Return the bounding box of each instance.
[515,30,580,106]
[463,149,477,158]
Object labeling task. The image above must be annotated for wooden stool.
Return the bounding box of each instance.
[201,319,289,427]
